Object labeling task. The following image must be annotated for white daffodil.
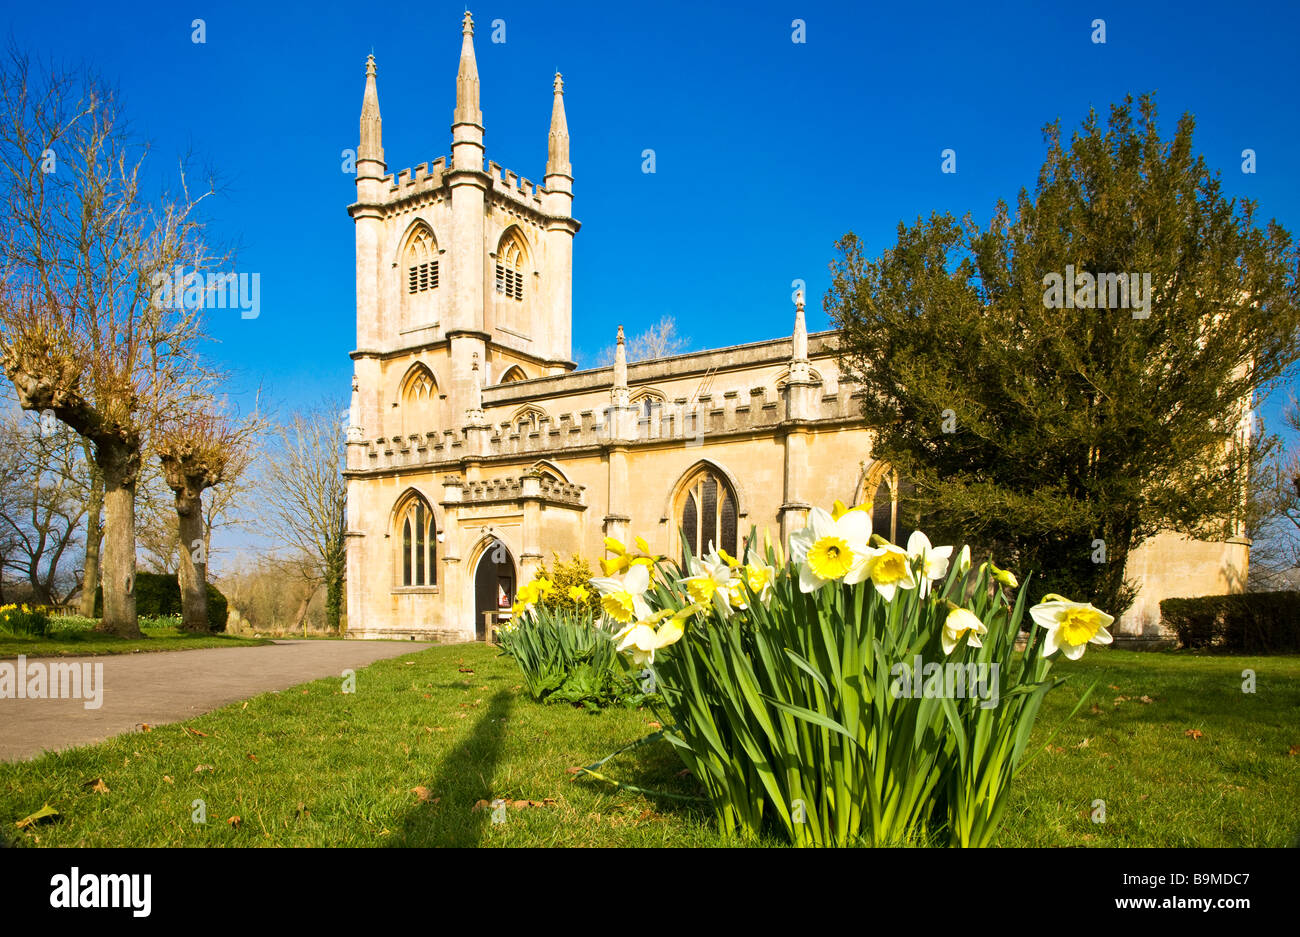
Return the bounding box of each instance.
[589,562,653,627]
[941,604,987,655]
[864,543,918,601]
[680,545,740,613]
[956,545,971,576]
[740,542,777,608]
[1030,595,1114,660]
[614,607,691,667]
[789,506,872,593]
[906,530,953,597]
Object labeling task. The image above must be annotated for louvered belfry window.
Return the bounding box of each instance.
[407,259,438,294]
[405,227,438,295]
[495,229,527,302]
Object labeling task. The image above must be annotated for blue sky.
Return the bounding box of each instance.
[5,0,1298,428]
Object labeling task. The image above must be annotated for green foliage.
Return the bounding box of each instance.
[531,554,601,616]
[1161,591,1300,653]
[644,535,1084,847]
[828,93,1300,617]
[497,604,650,711]
[0,603,50,637]
[94,573,229,632]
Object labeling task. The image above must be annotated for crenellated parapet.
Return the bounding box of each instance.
[385,158,449,201]
[487,160,546,211]
[442,473,585,507]
[349,380,864,474]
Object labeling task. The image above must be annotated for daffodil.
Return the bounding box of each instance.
[741,543,776,607]
[941,604,988,655]
[680,547,739,612]
[864,543,918,601]
[568,584,590,604]
[1030,594,1114,660]
[956,545,971,576]
[600,536,659,575]
[589,562,653,626]
[789,506,871,592]
[983,561,1018,589]
[613,605,698,667]
[906,530,953,597]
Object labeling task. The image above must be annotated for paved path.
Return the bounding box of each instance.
[0,640,430,762]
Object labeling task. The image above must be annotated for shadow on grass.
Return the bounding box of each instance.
[389,689,512,847]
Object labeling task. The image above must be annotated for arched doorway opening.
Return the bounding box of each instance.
[472,539,515,641]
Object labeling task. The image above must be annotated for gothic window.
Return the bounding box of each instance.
[405,227,438,295]
[495,228,527,302]
[399,364,439,437]
[500,365,527,383]
[677,468,738,563]
[398,494,436,587]
[864,470,921,545]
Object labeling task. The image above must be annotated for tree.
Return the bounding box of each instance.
[0,404,89,604]
[155,405,259,633]
[595,315,689,365]
[828,94,1300,616]
[263,403,347,632]
[0,52,219,636]
[1248,396,1300,589]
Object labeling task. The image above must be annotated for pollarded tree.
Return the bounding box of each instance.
[0,52,221,636]
[155,408,252,633]
[828,94,1300,616]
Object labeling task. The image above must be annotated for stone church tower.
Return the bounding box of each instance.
[342,12,1249,643]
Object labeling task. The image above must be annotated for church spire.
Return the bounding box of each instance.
[454,11,482,126]
[612,324,629,406]
[358,53,383,167]
[789,290,813,383]
[546,72,571,179]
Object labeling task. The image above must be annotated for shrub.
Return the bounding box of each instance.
[1161,592,1300,653]
[530,554,602,617]
[0,603,50,638]
[94,573,230,632]
[497,602,648,710]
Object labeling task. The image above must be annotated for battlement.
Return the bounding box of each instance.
[385,157,448,200]
[487,161,545,210]
[348,380,864,474]
[450,473,585,507]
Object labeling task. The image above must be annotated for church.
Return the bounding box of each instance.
[342,12,1249,643]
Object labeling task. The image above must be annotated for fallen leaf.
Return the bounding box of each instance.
[162,776,174,785]
[472,799,490,811]
[1074,737,1090,748]
[194,764,215,773]
[1139,695,1154,704]
[85,778,110,794]
[566,766,582,775]
[1288,744,1299,757]
[301,690,309,695]
[241,701,248,710]
[296,802,310,818]
[228,816,241,828]
[182,726,209,738]
[247,753,259,762]
[1089,704,1102,714]
[1185,729,1204,740]
[15,803,58,829]
[411,786,434,803]
[1108,684,1120,691]
[647,721,662,730]
[138,723,152,732]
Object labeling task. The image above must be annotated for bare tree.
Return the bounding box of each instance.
[1248,396,1300,590]
[594,315,689,365]
[155,404,260,633]
[0,52,220,636]
[263,403,347,632]
[0,405,89,604]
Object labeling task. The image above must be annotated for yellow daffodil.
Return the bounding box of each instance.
[789,506,871,592]
[742,543,776,607]
[831,499,865,520]
[568,584,590,603]
[941,604,988,655]
[614,606,696,666]
[864,543,918,601]
[589,563,653,626]
[1030,595,1113,660]
[984,561,1018,589]
[906,530,953,597]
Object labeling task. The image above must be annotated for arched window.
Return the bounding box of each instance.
[677,469,738,563]
[405,226,438,295]
[495,228,527,302]
[500,365,527,383]
[631,390,665,419]
[399,363,439,437]
[862,469,922,545]
[398,494,437,587]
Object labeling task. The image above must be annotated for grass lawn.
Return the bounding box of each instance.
[1,643,1296,847]
[0,615,271,659]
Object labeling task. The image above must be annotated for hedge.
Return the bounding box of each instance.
[1160,591,1300,653]
[94,572,229,633]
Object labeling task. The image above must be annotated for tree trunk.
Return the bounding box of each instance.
[175,489,209,633]
[80,451,105,617]
[98,452,141,638]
